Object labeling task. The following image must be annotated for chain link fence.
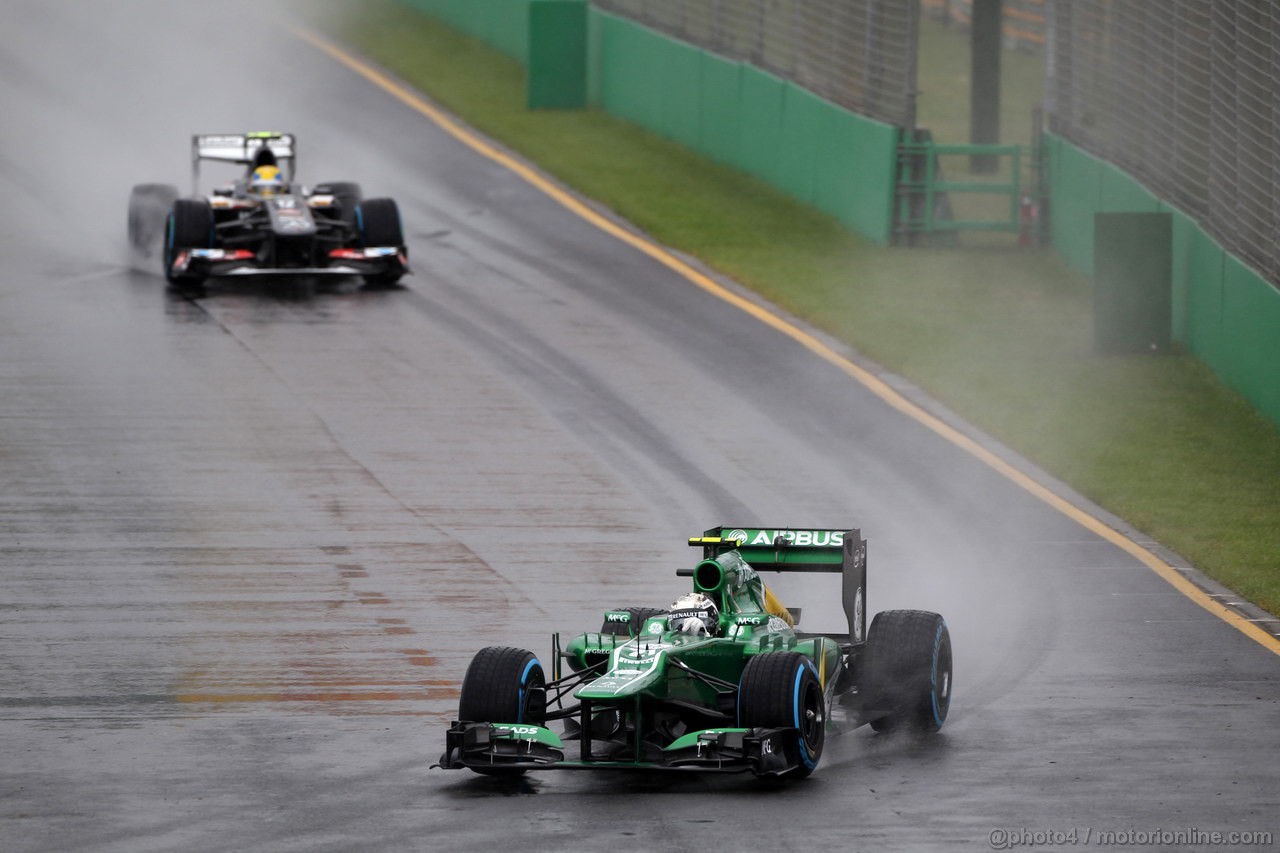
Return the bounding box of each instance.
[1048,0,1280,287]
[922,0,1047,52]
[592,0,919,128]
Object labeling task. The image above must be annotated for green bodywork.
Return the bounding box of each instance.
[564,534,851,725]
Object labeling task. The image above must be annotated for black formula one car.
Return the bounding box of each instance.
[128,132,409,289]
[438,527,953,779]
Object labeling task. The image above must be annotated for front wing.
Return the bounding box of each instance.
[438,721,804,776]
[170,247,409,279]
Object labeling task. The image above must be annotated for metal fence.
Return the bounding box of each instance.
[1047,0,1280,286]
[922,0,1048,52]
[592,0,920,128]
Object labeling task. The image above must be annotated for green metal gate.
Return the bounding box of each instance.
[895,138,1045,245]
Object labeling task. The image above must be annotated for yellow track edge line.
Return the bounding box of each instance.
[295,28,1280,657]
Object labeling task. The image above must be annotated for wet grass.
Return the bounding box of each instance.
[330,4,1280,616]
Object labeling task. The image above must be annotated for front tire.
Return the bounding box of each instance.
[865,610,952,733]
[356,197,405,286]
[458,647,546,776]
[738,651,825,779]
[164,198,214,287]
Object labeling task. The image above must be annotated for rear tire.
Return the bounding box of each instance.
[356,197,405,286]
[458,647,546,777]
[315,181,362,228]
[128,183,178,255]
[600,607,665,638]
[738,651,825,779]
[164,198,214,287]
[865,610,952,733]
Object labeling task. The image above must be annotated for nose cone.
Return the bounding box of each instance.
[266,196,317,236]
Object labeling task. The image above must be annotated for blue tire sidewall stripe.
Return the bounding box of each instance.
[517,657,540,724]
[794,663,817,768]
[165,213,174,270]
[930,621,947,728]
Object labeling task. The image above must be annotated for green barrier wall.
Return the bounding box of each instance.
[596,12,662,129]
[398,0,532,63]
[398,4,899,244]
[1049,133,1280,426]
[697,52,741,168]
[817,104,900,239]
[588,11,899,244]
[735,66,786,184]
[778,86,823,205]
[1048,137,1102,272]
[1223,256,1280,418]
[1165,207,1196,344]
[659,36,702,150]
[1184,225,1225,366]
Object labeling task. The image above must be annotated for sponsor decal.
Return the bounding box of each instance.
[619,646,662,665]
[586,639,674,694]
[854,587,864,642]
[734,529,844,547]
[670,608,711,622]
[648,622,663,635]
[726,529,749,545]
[669,608,714,635]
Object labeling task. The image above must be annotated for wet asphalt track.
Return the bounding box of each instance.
[1,2,1277,851]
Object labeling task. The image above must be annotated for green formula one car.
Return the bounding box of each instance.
[438,527,952,779]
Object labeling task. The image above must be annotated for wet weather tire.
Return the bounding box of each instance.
[315,181,362,228]
[600,607,665,638]
[458,647,546,776]
[164,199,214,287]
[356,197,405,286]
[738,651,825,779]
[865,610,952,733]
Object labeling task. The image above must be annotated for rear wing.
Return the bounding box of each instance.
[190,132,297,192]
[689,527,868,645]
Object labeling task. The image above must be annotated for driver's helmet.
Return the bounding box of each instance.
[247,165,287,198]
[668,592,719,636]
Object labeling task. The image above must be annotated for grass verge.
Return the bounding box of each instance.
[327,4,1280,616]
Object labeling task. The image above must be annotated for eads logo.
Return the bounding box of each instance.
[726,529,845,547]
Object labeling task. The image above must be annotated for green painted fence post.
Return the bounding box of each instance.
[527,0,587,109]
